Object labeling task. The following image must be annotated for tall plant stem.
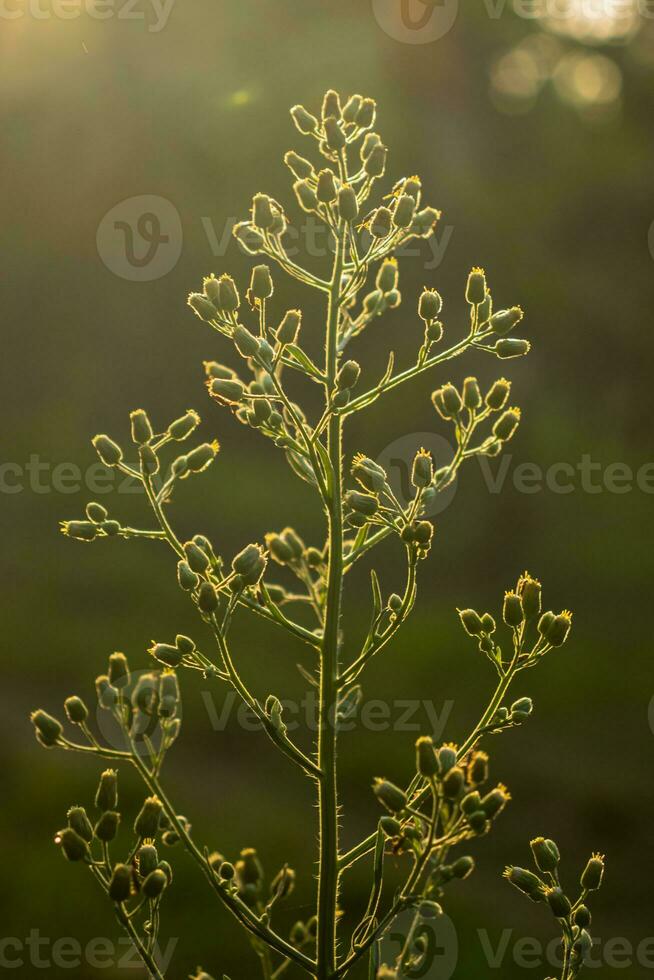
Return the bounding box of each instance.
[316,223,346,980]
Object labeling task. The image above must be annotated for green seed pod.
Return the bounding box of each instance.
[189,442,219,473]
[385,288,401,309]
[216,275,239,313]
[323,115,345,152]
[379,815,402,838]
[352,455,387,493]
[108,863,133,903]
[410,207,440,237]
[276,309,302,346]
[85,501,108,523]
[511,697,533,721]
[294,179,319,213]
[290,104,318,134]
[503,591,524,628]
[355,97,376,129]
[530,837,560,873]
[462,377,482,410]
[322,88,341,119]
[176,635,195,656]
[183,540,210,574]
[393,193,415,229]
[168,409,200,441]
[364,144,387,179]
[574,905,592,929]
[337,360,360,390]
[489,306,523,335]
[373,779,407,814]
[64,696,88,725]
[266,533,294,564]
[482,785,510,818]
[159,671,180,719]
[233,543,265,578]
[130,409,153,446]
[134,797,164,839]
[443,765,465,799]
[171,455,189,479]
[441,383,463,416]
[252,193,275,231]
[345,490,378,517]
[67,806,94,843]
[284,150,314,179]
[137,843,159,878]
[337,185,358,223]
[55,826,88,862]
[426,320,443,342]
[437,744,457,775]
[485,378,511,411]
[451,856,475,879]
[188,292,217,322]
[250,264,273,301]
[461,792,481,817]
[418,289,442,322]
[376,258,398,294]
[518,573,542,620]
[468,751,489,785]
[142,868,168,899]
[546,612,573,647]
[219,861,235,881]
[102,519,120,536]
[237,848,263,886]
[342,93,362,122]
[203,275,221,305]
[177,560,199,592]
[495,338,531,359]
[95,810,120,842]
[316,169,338,204]
[31,709,63,748]
[580,853,605,891]
[503,866,545,902]
[232,324,260,359]
[480,613,496,633]
[414,521,433,545]
[205,362,235,381]
[493,408,521,443]
[108,652,130,689]
[546,886,571,919]
[198,582,219,613]
[458,608,484,637]
[412,448,433,488]
[370,206,392,238]
[538,611,556,637]
[139,444,159,477]
[63,520,97,541]
[416,736,438,778]
[95,675,118,710]
[388,593,403,613]
[210,377,245,404]
[280,527,304,560]
[466,267,487,306]
[95,769,118,812]
[92,434,123,467]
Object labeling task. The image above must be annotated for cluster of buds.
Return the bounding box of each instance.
[431,376,520,459]
[465,267,530,360]
[209,847,295,913]
[175,531,267,621]
[505,841,605,971]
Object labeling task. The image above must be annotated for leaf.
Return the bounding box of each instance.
[370,569,383,622]
[337,684,362,722]
[379,350,395,388]
[285,449,318,487]
[297,663,319,687]
[284,344,324,381]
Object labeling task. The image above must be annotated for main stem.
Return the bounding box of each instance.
[316,226,346,980]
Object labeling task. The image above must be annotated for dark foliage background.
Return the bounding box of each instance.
[3,1,654,976]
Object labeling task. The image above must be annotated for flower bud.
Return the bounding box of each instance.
[518,573,541,620]
[137,843,159,878]
[86,501,108,523]
[503,866,545,902]
[342,93,362,122]
[177,560,199,592]
[370,206,392,238]
[337,185,358,223]
[411,448,433,488]
[95,769,118,812]
[233,222,265,254]
[466,267,487,306]
[232,544,267,585]
[345,490,378,516]
[167,411,200,444]
[31,709,63,748]
[503,591,524,628]
[284,150,314,179]
[443,766,465,799]
[237,848,263,886]
[462,377,482,410]
[482,785,510,818]
[219,861,235,881]
[270,865,296,900]
[419,289,442,322]
[337,360,360,390]
[252,193,275,231]
[352,455,387,493]
[142,868,168,899]
[105,653,129,691]
[294,179,319,213]
[458,608,484,637]
[437,744,457,774]
[355,97,376,129]
[364,144,387,178]
[322,89,341,119]
[134,797,164,839]
[138,445,159,478]
[573,929,593,962]
[130,409,153,446]
[232,324,260,359]
[416,736,438,778]
[266,533,294,564]
[511,697,533,722]
[95,675,119,710]
[92,434,123,467]
[493,408,521,442]
[95,810,120,842]
[159,671,180,719]
[203,275,221,306]
[546,612,572,647]
[392,193,416,229]
[198,582,219,613]
[441,383,463,417]
[250,264,273,301]
[215,275,239,313]
[373,778,407,814]
[388,593,403,613]
[495,338,531,358]
[183,540,210,574]
[530,837,560,874]
[410,207,440,237]
[485,378,511,411]
[451,856,475,879]
[290,104,318,134]
[546,886,571,919]
[324,115,345,152]
[275,309,302,346]
[489,307,523,335]
[376,258,398,294]
[210,377,245,404]
[574,905,592,929]
[188,292,217,322]
[67,806,94,843]
[380,815,402,837]
[580,853,604,891]
[537,611,555,637]
[468,751,489,786]
[64,696,88,725]
[56,827,89,862]
[316,169,338,204]
[108,864,132,902]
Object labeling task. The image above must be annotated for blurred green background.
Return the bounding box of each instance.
[3,0,654,976]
